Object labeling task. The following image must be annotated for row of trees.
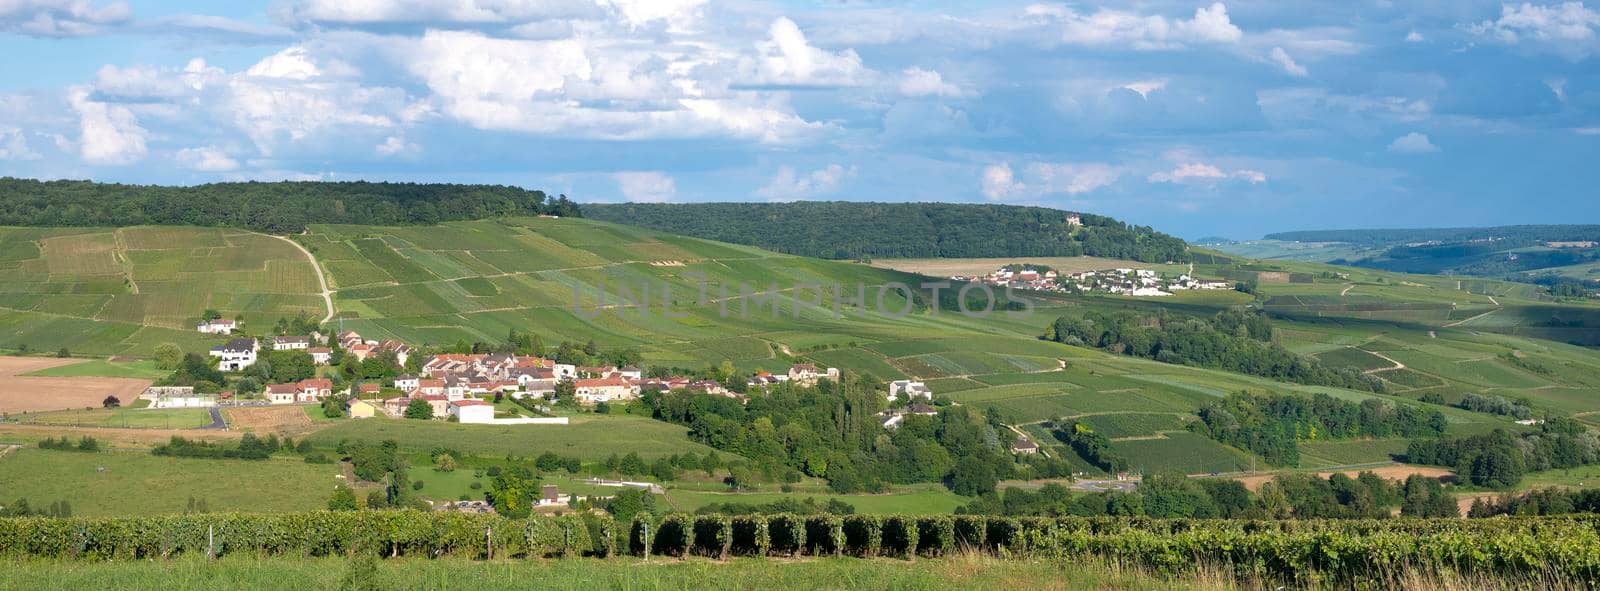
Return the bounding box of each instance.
[584,202,1191,262]
[152,434,281,460]
[0,178,580,233]
[1405,420,1600,489]
[958,471,1458,519]
[1192,392,1445,467]
[1049,419,1127,473]
[1457,393,1534,420]
[1045,309,1384,392]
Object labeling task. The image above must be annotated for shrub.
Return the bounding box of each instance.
[627,513,653,557]
[767,513,806,557]
[882,515,919,559]
[953,515,987,549]
[915,515,955,557]
[842,514,882,557]
[729,515,770,556]
[804,514,845,556]
[692,514,733,559]
[654,513,693,558]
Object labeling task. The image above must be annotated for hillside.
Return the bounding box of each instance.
[1216,225,1600,285]
[583,201,1190,262]
[0,178,580,233]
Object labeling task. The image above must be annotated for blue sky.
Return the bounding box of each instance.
[1,1,1598,239]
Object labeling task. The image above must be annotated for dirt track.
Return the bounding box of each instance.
[1235,465,1455,492]
[0,357,153,414]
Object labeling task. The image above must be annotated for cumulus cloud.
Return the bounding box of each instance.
[1467,2,1600,60]
[981,163,1024,200]
[1120,78,1167,98]
[1030,2,1242,49]
[0,0,129,37]
[1148,162,1265,184]
[1028,162,1123,195]
[67,87,146,165]
[754,164,855,200]
[1269,47,1308,76]
[174,145,238,171]
[614,171,676,202]
[898,67,965,97]
[0,127,41,160]
[375,136,418,156]
[740,17,870,87]
[1388,132,1439,153]
[1405,30,1424,42]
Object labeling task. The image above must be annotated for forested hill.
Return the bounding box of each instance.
[583,201,1191,262]
[1266,225,1600,246]
[0,178,581,233]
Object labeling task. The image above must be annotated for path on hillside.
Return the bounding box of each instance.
[263,233,335,323]
[1363,349,1406,373]
[1340,284,1354,296]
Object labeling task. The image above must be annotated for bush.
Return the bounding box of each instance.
[653,513,693,558]
[842,514,882,557]
[627,513,654,557]
[882,515,919,559]
[692,514,733,559]
[766,513,806,557]
[953,515,987,549]
[729,515,770,556]
[915,515,955,557]
[804,514,845,556]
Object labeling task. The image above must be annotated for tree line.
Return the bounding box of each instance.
[0,178,580,233]
[1045,309,1384,392]
[584,201,1191,262]
[1191,391,1445,467]
[1405,419,1600,489]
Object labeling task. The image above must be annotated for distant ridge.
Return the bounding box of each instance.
[584,201,1190,263]
[1265,225,1600,246]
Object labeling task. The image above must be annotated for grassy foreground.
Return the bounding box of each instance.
[1,554,1584,591]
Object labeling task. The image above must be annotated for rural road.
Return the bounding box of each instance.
[1364,349,1406,373]
[264,233,335,323]
[196,407,226,430]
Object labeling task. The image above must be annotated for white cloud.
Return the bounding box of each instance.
[174,145,238,171]
[1269,47,1308,77]
[278,0,704,30]
[1388,132,1439,153]
[67,87,146,165]
[1148,160,1266,184]
[1028,162,1122,194]
[741,17,870,87]
[898,67,965,97]
[614,171,676,202]
[754,164,854,200]
[1467,2,1600,60]
[1120,78,1167,98]
[1031,2,1242,49]
[375,136,418,156]
[1405,30,1424,42]
[1576,127,1600,135]
[245,46,325,80]
[0,127,40,160]
[0,0,129,37]
[981,163,1024,200]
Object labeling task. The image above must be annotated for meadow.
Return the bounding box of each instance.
[0,448,340,516]
[302,414,719,461]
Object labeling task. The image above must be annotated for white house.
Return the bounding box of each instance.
[265,383,297,405]
[209,338,258,371]
[573,377,638,404]
[308,347,331,365]
[272,336,311,351]
[788,363,839,386]
[196,319,236,334]
[449,399,496,424]
[888,380,933,402]
[394,375,420,392]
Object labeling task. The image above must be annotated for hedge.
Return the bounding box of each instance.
[5,512,1600,585]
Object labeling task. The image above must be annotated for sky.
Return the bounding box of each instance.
[1,1,1598,239]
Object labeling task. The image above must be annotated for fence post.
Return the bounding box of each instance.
[487,526,493,560]
[207,523,215,560]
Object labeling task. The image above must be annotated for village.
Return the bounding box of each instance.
[949,265,1233,297]
[173,319,984,443]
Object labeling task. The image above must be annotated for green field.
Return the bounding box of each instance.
[661,486,968,515]
[0,448,339,516]
[303,414,718,461]
[1112,432,1255,475]
[20,358,170,379]
[10,408,213,429]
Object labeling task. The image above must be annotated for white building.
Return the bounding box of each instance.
[196,319,236,334]
[887,380,933,401]
[209,338,258,371]
[450,399,496,424]
[272,336,311,351]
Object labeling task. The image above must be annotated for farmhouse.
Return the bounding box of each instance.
[788,363,839,386]
[209,338,258,371]
[272,336,311,351]
[357,383,381,397]
[449,399,496,424]
[887,380,933,401]
[1011,437,1039,455]
[295,378,335,402]
[307,347,331,365]
[140,386,215,408]
[573,376,638,405]
[195,319,236,334]
[394,375,420,392]
[265,383,297,405]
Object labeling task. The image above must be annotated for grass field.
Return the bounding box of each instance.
[0,555,1218,591]
[10,407,212,429]
[20,358,169,379]
[1112,432,1255,475]
[0,448,340,516]
[302,414,718,461]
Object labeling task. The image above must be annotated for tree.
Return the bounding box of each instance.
[405,398,433,420]
[267,351,316,383]
[435,453,457,472]
[487,466,539,518]
[101,395,120,408]
[619,452,647,476]
[322,396,346,419]
[328,485,358,511]
[947,456,997,496]
[56,347,70,358]
[603,488,656,523]
[1471,449,1524,489]
[154,343,183,370]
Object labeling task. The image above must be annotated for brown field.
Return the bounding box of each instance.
[870,256,1186,278]
[1235,464,1456,492]
[225,406,316,434]
[0,357,153,414]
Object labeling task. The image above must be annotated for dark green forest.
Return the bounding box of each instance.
[585,202,1191,262]
[0,178,580,233]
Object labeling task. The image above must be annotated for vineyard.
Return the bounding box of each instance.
[3,512,1600,587]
